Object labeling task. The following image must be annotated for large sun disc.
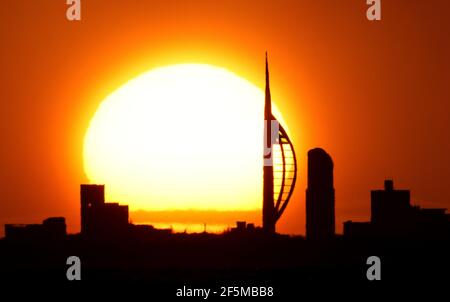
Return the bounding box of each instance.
[83,64,287,211]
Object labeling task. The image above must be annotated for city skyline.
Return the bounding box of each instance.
[4,150,449,239]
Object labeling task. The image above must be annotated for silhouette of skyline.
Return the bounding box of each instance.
[2,1,450,294]
[1,57,449,287]
[1,162,449,286]
[3,1,450,238]
[2,57,449,241]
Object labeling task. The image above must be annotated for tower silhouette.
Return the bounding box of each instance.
[306,148,335,240]
[262,54,298,234]
[263,53,276,233]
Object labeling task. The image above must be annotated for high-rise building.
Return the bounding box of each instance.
[80,184,129,238]
[344,179,450,239]
[371,179,410,229]
[306,148,335,240]
[80,184,105,234]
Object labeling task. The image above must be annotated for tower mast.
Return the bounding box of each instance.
[263,53,275,233]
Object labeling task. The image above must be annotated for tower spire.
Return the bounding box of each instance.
[263,52,275,234]
[265,52,272,120]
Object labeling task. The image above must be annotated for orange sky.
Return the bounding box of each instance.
[1,0,449,236]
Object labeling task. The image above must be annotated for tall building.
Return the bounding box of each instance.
[262,54,298,234]
[306,148,335,240]
[344,179,450,239]
[371,179,410,234]
[80,184,129,238]
[80,184,105,234]
[370,179,450,238]
[262,54,275,233]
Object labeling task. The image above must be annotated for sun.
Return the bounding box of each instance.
[83,64,287,211]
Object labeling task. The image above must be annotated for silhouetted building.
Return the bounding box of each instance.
[80,184,129,239]
[129,224,172,238]
[236,221,247,231]
[306,148,335,240]
[262,54,276,234]
[344,180,450,239]
[262,54,298,234]
[371,179,411,236]
[4,217,66,241]
[229,221,261,235]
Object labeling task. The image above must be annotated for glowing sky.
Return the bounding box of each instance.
[1,1,449,235]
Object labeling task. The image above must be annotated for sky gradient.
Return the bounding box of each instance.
[1,0,449,235]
